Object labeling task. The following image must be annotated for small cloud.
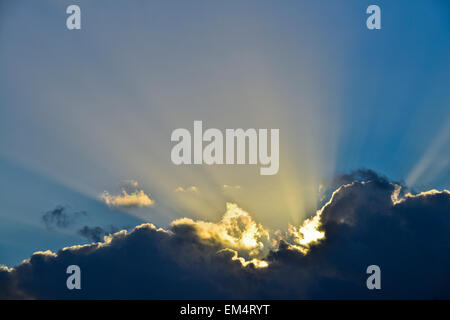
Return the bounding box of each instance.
[42,206,87,229]
[174,186,199,193]
[78,225,126,242]
[223,184,241,190]
[101,190,154,208]
[101,181,154,208]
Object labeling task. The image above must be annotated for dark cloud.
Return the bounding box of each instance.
[319,169,402,207]
[42,206,126,243]
[77,226,109,242]
[2,172,450,299]
[269,180,450,299]
[77,225,129,242]
[333,168,390,185]
[42,206,87,229]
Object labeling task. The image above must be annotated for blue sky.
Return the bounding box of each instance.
[0,0,449,266]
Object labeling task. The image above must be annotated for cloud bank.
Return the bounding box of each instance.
[1,171,449,299]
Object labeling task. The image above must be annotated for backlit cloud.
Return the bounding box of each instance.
[223,185,242,190]
[1,171,449,299]
[172,202,272,262]
[101,190,154,208]
[174,186,199,193]
[100,181,154,208]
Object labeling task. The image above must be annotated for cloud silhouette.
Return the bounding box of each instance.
[1,171,449,299]
[77,225,126,242]
[42,206,87,229]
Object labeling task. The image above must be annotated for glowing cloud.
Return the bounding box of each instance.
[287,210,324,254]
[218,248,269,268]
[172,202,272,261]
[392,186,450,205]
[174,186,199,193]
[223,185,241,190]
[2,176,450,299]
[283,186,348,254]
[101,189,154,208]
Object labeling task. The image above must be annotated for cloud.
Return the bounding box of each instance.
[100,181,154,208]
[100,190,154,208]
[223,185,241,190]
[41,206,126,243]
[100,190,155,208]
[2,171,450,299]
[77,225,125,242]
[171,202,272,261]
[174,186,199,193]
[285,206,324,254]
[42,206,87,229]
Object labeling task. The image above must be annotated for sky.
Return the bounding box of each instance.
[0,0,449,299]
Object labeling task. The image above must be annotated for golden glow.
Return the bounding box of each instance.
[174,186,199,193]
[171,200,329,264]
[172,202,273,268]
[17,201,331,270]
[390,184,402,204]
[100,189,154,208]
[287,209,324,254]
[392,185,450,205]
[172,203,271,258]
[218,248,269,269]
[298,212,325,245]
